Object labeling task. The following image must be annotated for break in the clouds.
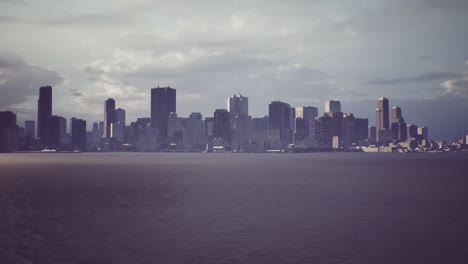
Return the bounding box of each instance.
[1,0,468,140]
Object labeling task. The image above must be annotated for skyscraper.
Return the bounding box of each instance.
[37,86,52,145]
[227,94,248,116]
[46,115,61,148]
[58,116,67,144]
[269,101,293,145]
[376,97,389,131]
[407,124,418,139]
[115,108,126,124]
[104,98,116,138]
[376,97,389,142]
[418,127,428,140]
[25,120,35,138]
[213,109,231,144]
[71,118,87,151]
[368,126,377,143]
[227,94,249,150]
[391,106,404,123]
[0,111,18,152]
[184,112,205,151]
[315,115,332,147]
[391,106,407,141]
[295,106,318,145]
[151,86,176,137]
[325,100,341,113]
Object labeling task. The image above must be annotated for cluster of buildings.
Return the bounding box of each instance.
[1,85,467,153]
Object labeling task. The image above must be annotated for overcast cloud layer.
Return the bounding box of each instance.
[1,0,468,140]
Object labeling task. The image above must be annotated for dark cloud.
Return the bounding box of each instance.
[0,53,64,108]
[368,72,464,85]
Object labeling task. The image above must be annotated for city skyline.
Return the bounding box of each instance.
[1,1,468,140]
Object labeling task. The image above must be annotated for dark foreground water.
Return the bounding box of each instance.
[1,153,468,264]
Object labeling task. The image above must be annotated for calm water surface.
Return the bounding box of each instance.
[1,152,467,264]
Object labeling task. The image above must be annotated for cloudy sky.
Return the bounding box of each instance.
[1,0,468,140]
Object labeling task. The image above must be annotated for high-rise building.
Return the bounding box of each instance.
[116,108,126,124]
[98,121,104,138]
[0,111,18,152]
[325,100,341,113]
[390,106,406,141]
[46,115,61,148]
[111,122,125,142]
[391,122,407,141]
[151,86,176,137]
[167,112,181,138]
[295,106,318,145]
[91,122,100,144]
[294,117,309,143]
[269,101,293,145]
[184,112,206,151]
[355,118,369,143]
[418,127,428,140]
[71,118,87,151]
[368,126,377,143]
[315,115,332,147]
[213,109,231,144]
[407,124,418,139]
[391,106,404,123]
[25,120,35,138]
[37,86,52,145]
[58,116,67,144]
[227,94,248,116]
[251,116,269,133]
[376,97,389,132]
[325,111,344,139]
[104,98,116,138]
[227,94,250,150]
[204,117,214,137]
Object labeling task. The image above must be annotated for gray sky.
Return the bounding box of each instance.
[1,0,468,140]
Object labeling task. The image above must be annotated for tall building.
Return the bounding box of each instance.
[46,115,61,148]
[71,118,87,151]
[116,108,126,124]
[269,101,293,145]
[167,112,181,138]
[376,97,389,132]
[25,120,35,138]
[376,97,389,143]
[213,109,231,144]
[227,94,248,116]
[111,122,125,142]
[315,115,332,147]
[151,86,176,137]
[0,111,18,152]
[295,106,318,145]
[184,112,206,151]
[204,117,214,137]
[98,121,104,138]
[391,106,407,141]
[104,98,116,138]
[37,86,52,145]
[418,127,428,140]
[58,116,67,144]
[227,94,250,150]
[407,124,418,139]
[391,106,404,123]
[368,126,377,143]
[325,100,341,113]
[355,118,369,143]
[91,122,100,144]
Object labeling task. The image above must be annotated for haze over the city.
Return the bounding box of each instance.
[1,0,468,140]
